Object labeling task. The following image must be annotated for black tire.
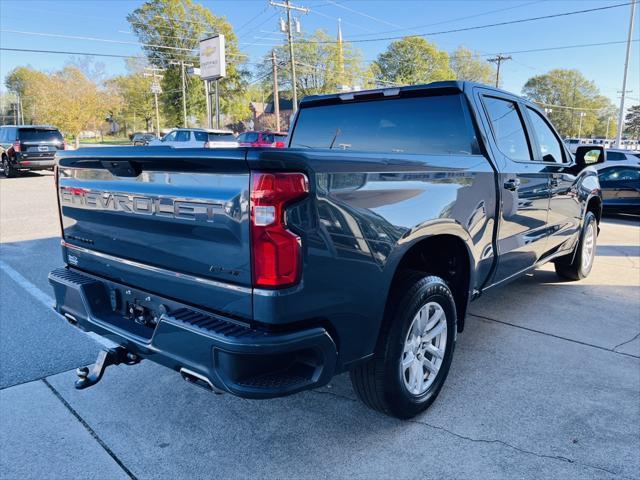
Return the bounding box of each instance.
[554,211,598,280]
[1,155,17,178]
[349,273,457,419]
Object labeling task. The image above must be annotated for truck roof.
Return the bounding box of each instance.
[299,81,525,107]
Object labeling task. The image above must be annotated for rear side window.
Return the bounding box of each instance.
[290,94,478,155]
[18,128,63,142]
[193,131,208,142]
[175,130,190,142]
[606,151,627,161]
[483,97,531,161]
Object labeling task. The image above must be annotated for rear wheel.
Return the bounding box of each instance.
[1,156,17,178]
[554,211,598,280]
[349,273,456,419]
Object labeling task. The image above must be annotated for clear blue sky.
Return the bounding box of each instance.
[0,0,638,110]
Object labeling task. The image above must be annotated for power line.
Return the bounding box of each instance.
[323,0,405,30]
[0,28,250,57]
[342,0,545,39]
[0,47,263,65]
[297,2,635,44]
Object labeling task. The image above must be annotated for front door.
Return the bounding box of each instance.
[522,105,582,255]
[476,92,551,284]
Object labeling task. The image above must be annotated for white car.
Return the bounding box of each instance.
[149,128,238,149]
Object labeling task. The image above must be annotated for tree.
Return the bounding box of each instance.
[373,36,454,86]
[108,58,157,134]
[450,46,495,85]
[256,29,369,100]
[128,0,249,127]
[5,66,118,146]
[522,69,617,138]
[624,105,640,138]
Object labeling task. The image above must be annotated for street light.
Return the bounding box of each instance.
[577,112,586,139]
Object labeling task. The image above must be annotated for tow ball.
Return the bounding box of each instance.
[75,346,140,390]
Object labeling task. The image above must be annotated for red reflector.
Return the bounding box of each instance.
[250,172,308,288]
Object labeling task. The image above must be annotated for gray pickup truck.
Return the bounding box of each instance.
[49,81,603,418]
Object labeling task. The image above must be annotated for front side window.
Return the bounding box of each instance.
[526,107,564,163]
[290,93,478,155]
[162,131,177,142]
[483,96,531,161]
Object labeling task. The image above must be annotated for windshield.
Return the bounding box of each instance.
[289,93,478,155]
[19,128,63,143]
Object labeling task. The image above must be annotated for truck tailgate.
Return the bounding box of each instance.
[56,147,252,319]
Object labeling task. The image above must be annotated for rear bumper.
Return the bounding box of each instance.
[48,267,337,398]
[14,154,55,170]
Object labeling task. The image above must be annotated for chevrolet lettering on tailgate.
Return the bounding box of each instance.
[59,186,223,223]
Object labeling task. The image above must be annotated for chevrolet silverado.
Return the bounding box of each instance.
[49,81,603,418]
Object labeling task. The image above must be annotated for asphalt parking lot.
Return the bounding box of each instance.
[1,171,639,480]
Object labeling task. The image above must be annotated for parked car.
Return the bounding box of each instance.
[601,149,640,166]
[132,133,156,146]
[50,81,603,419]
[598,165,640,214]
[204,130,239,149]
[237,131,287,148]
[564,138,583,153]
[0,125,65,177]
[149,128,238,148]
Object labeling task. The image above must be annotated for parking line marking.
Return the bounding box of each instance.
[0,260,117,349]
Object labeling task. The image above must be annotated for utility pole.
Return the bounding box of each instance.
[270,0,309,113]
[271,50,281,132]
[144,66,165,137]
[487,54,512,88]
[169,60,193,127]
[615,0,636,147]
[577,112,586,139]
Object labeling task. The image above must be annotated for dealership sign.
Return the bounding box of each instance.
[199,35,226,80]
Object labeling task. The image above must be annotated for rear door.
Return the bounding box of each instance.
[476,91,551,284]
[56,148,253,318]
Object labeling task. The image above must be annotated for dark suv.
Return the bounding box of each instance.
[0,125,65,177]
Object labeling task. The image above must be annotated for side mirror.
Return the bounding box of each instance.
[574,145,604,171]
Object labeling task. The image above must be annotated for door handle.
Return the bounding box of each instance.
[504,178,520,191]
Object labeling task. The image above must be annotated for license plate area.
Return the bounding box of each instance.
[98,285,166,341]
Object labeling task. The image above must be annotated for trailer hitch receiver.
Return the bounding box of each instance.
[75,347,140,389]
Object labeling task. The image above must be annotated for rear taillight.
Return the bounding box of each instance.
[12,141,20,152]
[250,172,308,288]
